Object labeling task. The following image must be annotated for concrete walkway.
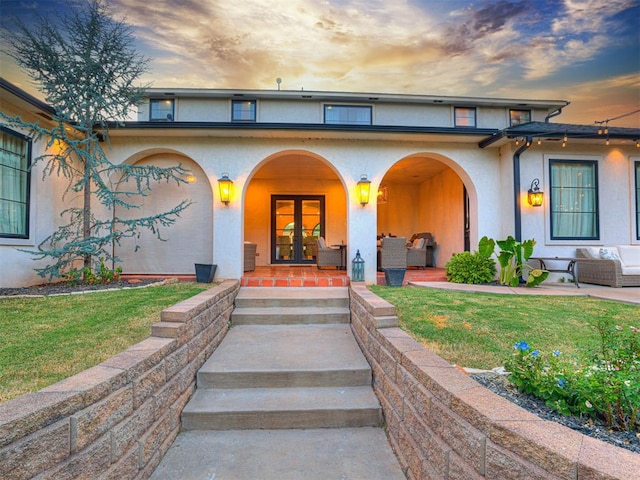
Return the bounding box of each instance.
[409,281,640,305]
[150,287,405,480]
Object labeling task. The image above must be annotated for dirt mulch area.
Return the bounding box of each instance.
[0,278,167,297]
[472,372,639,454]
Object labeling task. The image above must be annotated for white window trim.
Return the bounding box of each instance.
[631,155,640,245]
[543,154,603,246]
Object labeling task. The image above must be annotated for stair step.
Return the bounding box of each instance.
[149,428,406,480]
[197,324,371,388]
[234,286,349,308]
[181,386,383,430]
[231,306,350,325]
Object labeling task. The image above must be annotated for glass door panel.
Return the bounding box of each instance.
[271,195,324,264]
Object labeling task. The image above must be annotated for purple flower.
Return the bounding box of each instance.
[557,378,566,388]
[531,350,540,358]
[552,350,562,357]
[514,341,529,351]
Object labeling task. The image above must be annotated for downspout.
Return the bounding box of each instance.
[513,137,532,242]
[545,104,568,122]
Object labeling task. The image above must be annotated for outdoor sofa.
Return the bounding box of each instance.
[575,246,640,287]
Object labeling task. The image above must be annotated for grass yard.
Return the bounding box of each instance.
[0,282,209,402]
[370,285,640,369]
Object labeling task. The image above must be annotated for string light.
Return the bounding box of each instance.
[537,138,542,145]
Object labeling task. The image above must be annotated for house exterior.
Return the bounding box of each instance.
[2,77,639,287]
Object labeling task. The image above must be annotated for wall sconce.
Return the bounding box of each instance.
[218,173,233,205]
[357,174,371,206]
[527,178,543,207]
[377,185,388,204]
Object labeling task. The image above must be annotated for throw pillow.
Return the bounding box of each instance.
[599,248,620,260]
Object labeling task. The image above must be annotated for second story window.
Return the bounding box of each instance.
[0,127,31,238]
[150,99,174,121]
[510,109,531,126]
[324,105,372,125]
[454,107,476,127]
[232,100,257,122]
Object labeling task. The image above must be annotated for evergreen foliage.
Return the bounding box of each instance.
[1,0,192,280]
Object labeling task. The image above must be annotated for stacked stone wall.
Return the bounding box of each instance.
[0,280,239,480]
[349,284,639,480]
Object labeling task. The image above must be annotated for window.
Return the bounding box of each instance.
[549,160,599,240]
[324,105,371,125]
[454,107,476,127]
[232,100,256,122]
[510,109,531,126]
[0,127,31,238]
[150,99,174,121]
[636,161,640,240]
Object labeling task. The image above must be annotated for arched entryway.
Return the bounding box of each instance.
[377,154,476,267]
[243,151,347,268]
[114,152,213,274]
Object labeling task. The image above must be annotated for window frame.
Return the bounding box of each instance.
[454,107,477,127]
[635,161,640,240]
[323,104,372,125]
[231,99,257,122]
[0,126,32,239]
[149,98,175,122]
[548,159,599,241]
[509,109,531,126]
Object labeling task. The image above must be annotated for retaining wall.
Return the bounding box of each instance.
[349,284,640,480]
[0,280,239,480]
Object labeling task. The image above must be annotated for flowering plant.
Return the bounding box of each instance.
[505,319,639,432]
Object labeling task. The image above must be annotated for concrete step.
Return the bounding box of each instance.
[231,305,350,325]
[197,324,371,388]
[181,386,383,430]
[234,286,349,308]
[149,428,406,480]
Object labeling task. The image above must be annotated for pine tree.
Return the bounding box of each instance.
[1,0,191,281]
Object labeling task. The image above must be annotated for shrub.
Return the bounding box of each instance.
[505,319,640,432]
[445,251,496,284]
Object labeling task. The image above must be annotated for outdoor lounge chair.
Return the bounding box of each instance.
[316,237,343,269]
[407,232,436,268]
[378,236,407,270]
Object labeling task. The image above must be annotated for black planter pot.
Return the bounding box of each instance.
[383,268,405,287]
[195,263,217,283]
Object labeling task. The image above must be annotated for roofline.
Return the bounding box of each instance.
[479,123,640,148]
[0,76,56,116]
[107,121,499,137]
[143,87,569,109]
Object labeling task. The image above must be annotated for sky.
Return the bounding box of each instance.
[1,0,639,127]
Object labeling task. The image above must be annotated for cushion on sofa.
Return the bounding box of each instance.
[412,238,425,249]
[621,266,640,275]
[579,247,600,259]
[617,245,640,268]
[599,247,620,260]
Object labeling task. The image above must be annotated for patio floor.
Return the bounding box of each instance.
[240,266,447,287]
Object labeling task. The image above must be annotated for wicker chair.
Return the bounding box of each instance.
[316,237,343,269]
[378,237,407,270]
[407,232,436,268]
[243,242,257,272]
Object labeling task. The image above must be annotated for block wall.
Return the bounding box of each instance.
[349,284,640,480]
[0,280,239,480]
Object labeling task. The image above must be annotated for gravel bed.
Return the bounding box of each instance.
[471,372,639,454]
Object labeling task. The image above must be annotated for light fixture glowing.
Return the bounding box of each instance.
[527,178,544,207]
[357,174,371,206]
[186,173,197,184]
[217,173,233,204]
[537,138,542,145]
[377,185,388,204]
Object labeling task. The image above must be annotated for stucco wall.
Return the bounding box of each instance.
[0,280,239,480]
[349,284,640,480]
[0,101,80,288]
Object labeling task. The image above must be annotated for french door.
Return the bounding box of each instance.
[271,195,325,264]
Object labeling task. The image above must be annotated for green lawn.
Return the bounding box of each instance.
[0,282,208,402]
[370,285,640,369]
